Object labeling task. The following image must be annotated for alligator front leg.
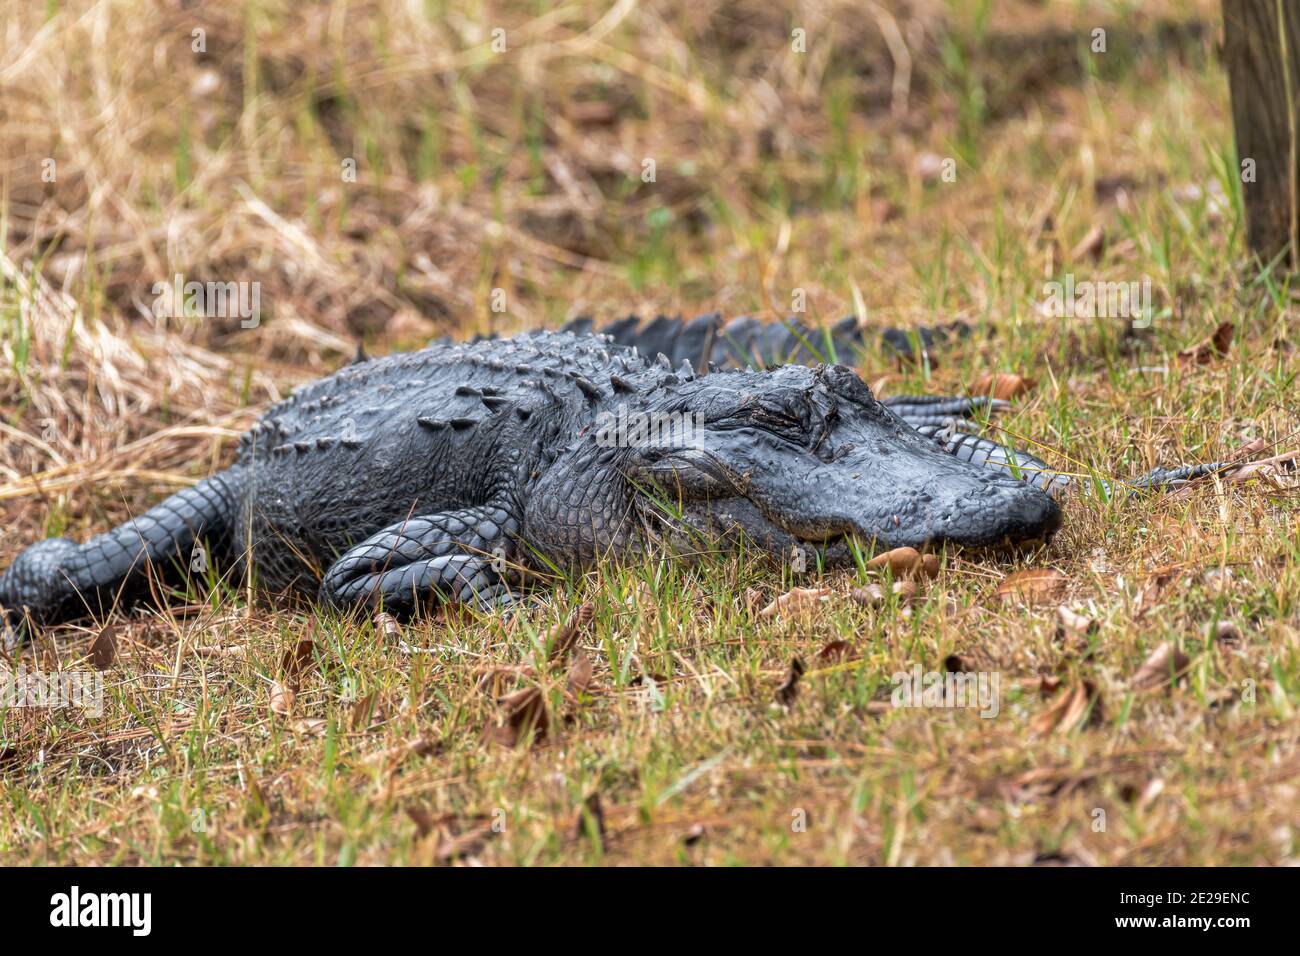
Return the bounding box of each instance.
[318,504,520,615]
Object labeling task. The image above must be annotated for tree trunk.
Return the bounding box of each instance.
[1222,0,1300,270]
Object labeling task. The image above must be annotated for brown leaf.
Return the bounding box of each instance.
[434,822,496,863]
[867,546,936,578]
[291,717,327,737]
[566,652,594,698]
[1208,620,1242,646]
[970,372,1036,401]
[1055,604,1098,651]
[545,603,592,664]
[1130,642,1191,693]
[406,805,439,839]
[269,680,296,717]
[1176,321,1233,365]
[1069,223,1106,262]
[817,640,851,662]
[350,690,381,730]
[1030,680,1103,735]
[89,625,117,670]
[850,580,917,608]
[375,612,403,643]
[996,568,1069,606]
[775,656,805,706]
[279,638,316,684]
[758,586,830,620]
[488,686,549,747]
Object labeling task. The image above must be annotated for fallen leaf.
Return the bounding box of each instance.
[1130,642,1191,693]
[850,580,917,608]
[970,372,1036,401]
[375,612,403,643]
[1055,604,1098,648]
[89,625,117,670]
[775,657,805,706]
[867,547,938,579]
[487,686,549,747]
[350,690,381,730]
[1030,680,1103,735]
[682,823,707,846]
[1176,321,1233,365]
[280,638,316,684]
[1132,568,1179,617]
[817,640,851,662]
[1208,620,1242,646]
[545,603,592,664]
[269,680,296,717]
[435,823,496,863]
[868,546,922,576]
[291,717,327,737]
[996,568,1069,606]
[406,805,439,839]
[758,586,831,620]
[566,652,594,698]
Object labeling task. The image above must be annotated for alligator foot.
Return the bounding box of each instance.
[319,503,521,615]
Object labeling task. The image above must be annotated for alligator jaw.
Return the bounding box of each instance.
[635,363,1063,557]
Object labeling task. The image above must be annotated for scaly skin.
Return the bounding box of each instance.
[550,313,1234,495]
[0,330,1060,635]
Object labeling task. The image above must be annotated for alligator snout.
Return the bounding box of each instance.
[731,390,1063,553]
[864,467,1063,551]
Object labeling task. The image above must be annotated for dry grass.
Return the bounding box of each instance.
[2,0,1299,865]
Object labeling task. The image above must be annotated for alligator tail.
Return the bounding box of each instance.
[559,313,970,370]
[0,466,246,636]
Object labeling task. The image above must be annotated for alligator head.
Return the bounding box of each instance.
[621,364,1061,559]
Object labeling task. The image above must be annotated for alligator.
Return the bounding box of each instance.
[0,328,1064,638]
[451,312,1235,495]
